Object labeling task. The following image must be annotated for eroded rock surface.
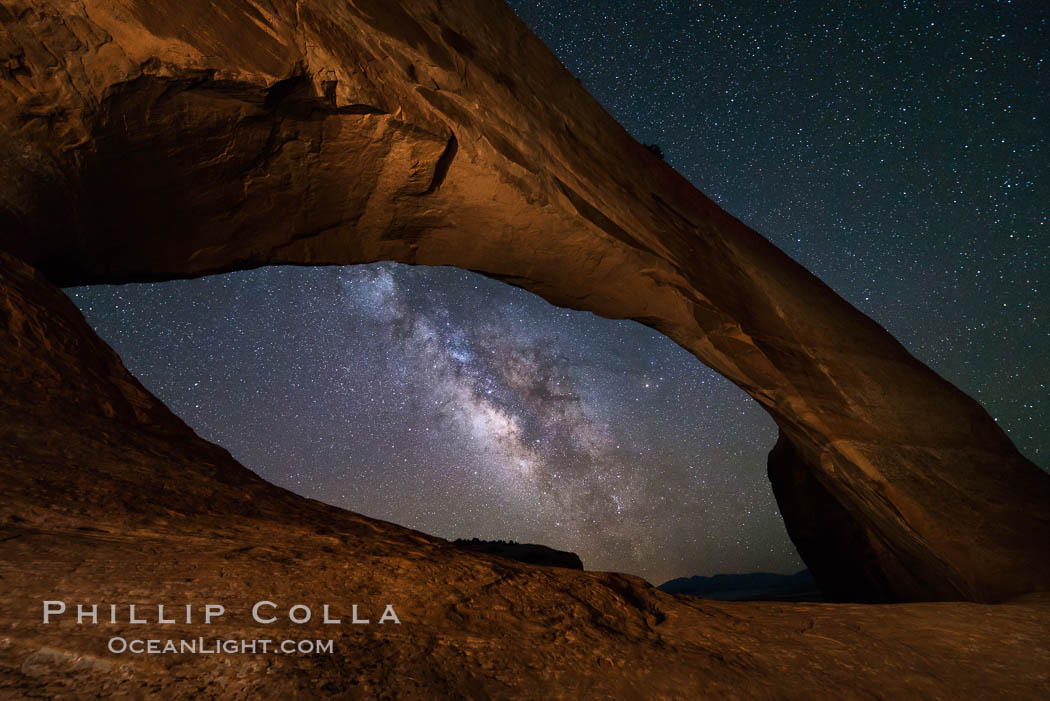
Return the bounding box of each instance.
[2,250,1049,698]
[0,0,1047,605]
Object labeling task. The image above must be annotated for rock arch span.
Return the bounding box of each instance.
[0,0,1046,602]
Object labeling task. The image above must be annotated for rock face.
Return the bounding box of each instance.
[453,539,584,570]
[2,249,1050,698]
[0,1,1047,606]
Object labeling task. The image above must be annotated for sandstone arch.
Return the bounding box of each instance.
[1,0,1047,602]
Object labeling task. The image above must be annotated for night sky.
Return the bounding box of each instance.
[66,1,1047,585]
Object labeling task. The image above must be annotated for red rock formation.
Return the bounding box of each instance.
[3,248,1050,698]
[0,0,1047,609]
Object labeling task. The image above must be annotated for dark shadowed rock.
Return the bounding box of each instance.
[453,538,584,570]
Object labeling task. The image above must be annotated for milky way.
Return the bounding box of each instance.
[69,263,789,583]
[66,2,1047,584]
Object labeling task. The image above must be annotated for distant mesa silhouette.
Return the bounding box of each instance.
[659,570,822,601]
[453,538,584,570]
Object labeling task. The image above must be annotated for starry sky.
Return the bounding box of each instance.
[66,1,1047,585]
